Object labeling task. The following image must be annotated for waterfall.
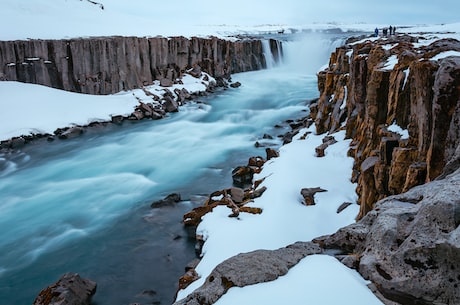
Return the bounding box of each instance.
[262,39,277,69]
[280,32,347,75]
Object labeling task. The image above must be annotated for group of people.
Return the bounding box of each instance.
[374,25,397,37]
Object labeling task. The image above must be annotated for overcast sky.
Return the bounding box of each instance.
[135,0,459,26]
[1,0,459,40]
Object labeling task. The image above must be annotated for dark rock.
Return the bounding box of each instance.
[262,133,273,139]
[336,202,354,213]
[229,81,241,88]
[231,166,254,186]
[10,136,26,149]
[128,110,144,120]
[248,156,265,168]
[111,115,124,124]
[0,37,268,95]
[315,135,338,157]
[265,148,279,160]
[300,187,328,205]
[162,96,179,112]
[160,78,173,87]
[58,126,84,139]
[229,187,244,204]
[33,272,96,305]
[151,193,181,208]
[188,65,202,78]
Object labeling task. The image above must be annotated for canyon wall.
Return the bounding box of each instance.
[0,36,276,95]
[312,34,460,220]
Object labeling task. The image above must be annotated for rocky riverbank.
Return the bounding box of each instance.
[173,32,460,305]
[0,35,282,151]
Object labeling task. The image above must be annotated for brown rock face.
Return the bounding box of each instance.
[313,35,460,220]
[33,273,96,305]
[0,36,274,95]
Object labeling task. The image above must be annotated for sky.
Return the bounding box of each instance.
[105,0,458,25]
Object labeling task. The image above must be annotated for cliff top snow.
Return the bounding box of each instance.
[1,0,459,40]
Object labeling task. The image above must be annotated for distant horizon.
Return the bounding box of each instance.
[0,0,458,40]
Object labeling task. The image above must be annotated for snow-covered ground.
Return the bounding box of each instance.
[1,0,460,304]
[175,126,386,304]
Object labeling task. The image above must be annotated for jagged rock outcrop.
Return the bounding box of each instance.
[0,36,281,95]
[315,167,460,305]
[173,242,322,305]
[312,34,460,219]
[33,273,96,305]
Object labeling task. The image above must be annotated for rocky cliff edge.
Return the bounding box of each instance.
[173,33,460,305]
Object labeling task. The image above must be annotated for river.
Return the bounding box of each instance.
[0,31,356,305]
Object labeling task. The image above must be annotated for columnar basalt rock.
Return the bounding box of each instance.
[0,36,274,95]
[313,35,460,220]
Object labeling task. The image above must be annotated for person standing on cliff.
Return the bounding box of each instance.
[389,25,393,35]
[392,26,397,35]
[374,27,379,37]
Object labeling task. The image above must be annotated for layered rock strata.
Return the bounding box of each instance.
[0,36,279,95]
[312,34,460,219]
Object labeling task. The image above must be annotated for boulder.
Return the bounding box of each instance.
[231,166,254,186]
[57,126,84,139]
[317,168,460,305]
[151,193,181,208]
[229,81,241,88]
[162,96,179,112]
[173,242,322,305]
[265,148,279,160]
[33,273,96,305]
[300,187,327,206]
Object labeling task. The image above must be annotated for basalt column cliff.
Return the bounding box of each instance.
[312,34,460,219]
[311,34,459,304]
[0,36,279,95]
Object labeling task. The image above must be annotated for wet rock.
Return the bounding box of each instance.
[151,193,181,208]
[57,126,84,139]
[111,114,124,124]
[247,156,265,168]
[265,148,279,160]
[162,96,179,112]
[178,268,200,290]
[229,81,241,88]
[33,272,96,305]
[231,166,254,185]
[10,136,26,149]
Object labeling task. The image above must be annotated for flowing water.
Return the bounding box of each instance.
[0,31,359,305]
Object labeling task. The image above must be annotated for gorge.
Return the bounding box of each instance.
[1,25,459,305]
[0,32,342,305]
[172,31,460,305]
